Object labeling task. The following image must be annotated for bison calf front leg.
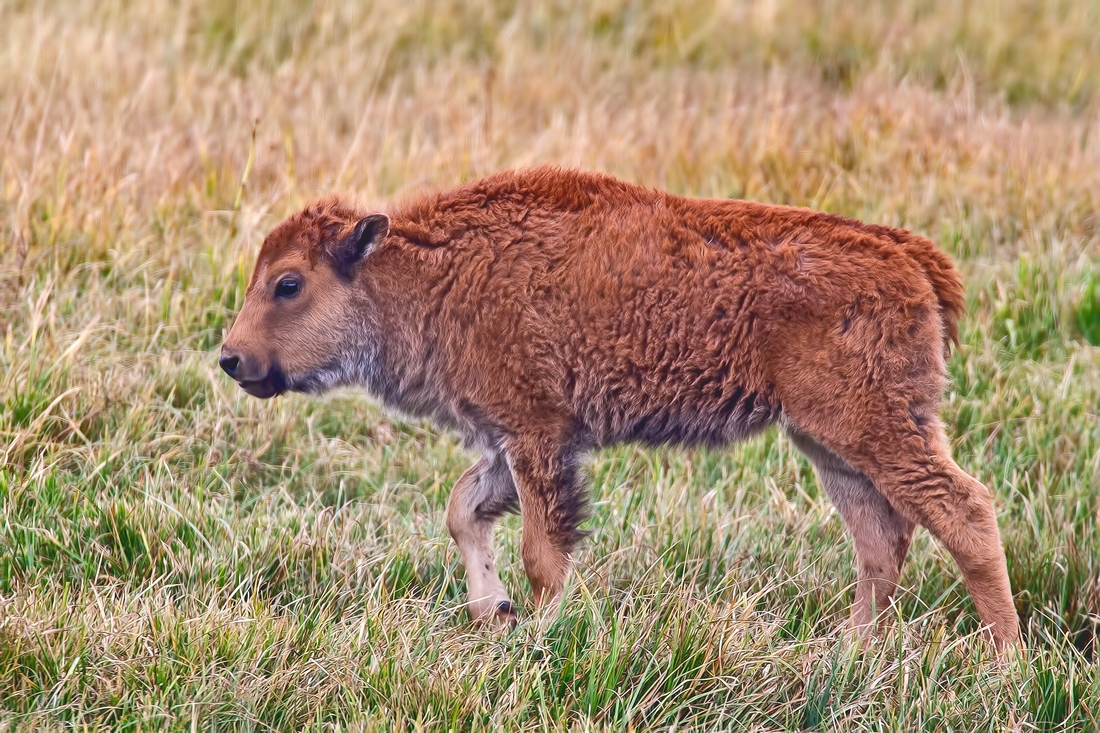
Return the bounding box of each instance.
[446,454,519,625]
[506,435,589,610]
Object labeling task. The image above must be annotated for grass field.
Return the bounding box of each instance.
[2,0,1100,729]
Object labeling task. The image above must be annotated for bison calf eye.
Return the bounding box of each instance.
[275,278,301,299]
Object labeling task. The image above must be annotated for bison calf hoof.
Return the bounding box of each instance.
[469,598,518,629]
[494,600,519,629]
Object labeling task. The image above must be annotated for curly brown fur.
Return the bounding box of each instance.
[221,167,1020,651]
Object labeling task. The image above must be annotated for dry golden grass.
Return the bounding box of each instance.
[2,1,1100,730]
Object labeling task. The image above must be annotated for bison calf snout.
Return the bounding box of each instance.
[219,352,241,377]
[218,345,286,399]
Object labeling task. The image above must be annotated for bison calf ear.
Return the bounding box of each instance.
[330,213,390,277]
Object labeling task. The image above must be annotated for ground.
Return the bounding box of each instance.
[1,1,1099,730]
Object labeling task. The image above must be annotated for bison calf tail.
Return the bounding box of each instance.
[902,233,967,355]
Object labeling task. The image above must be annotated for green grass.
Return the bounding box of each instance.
[2,0,1100,730]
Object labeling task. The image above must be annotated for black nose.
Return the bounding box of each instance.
[219,353,240,377]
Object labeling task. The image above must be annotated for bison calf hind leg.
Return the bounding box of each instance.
[879,453,1021,651]
[780,306,1022,653]
[787,428,915,632]
[786,410,1021,652]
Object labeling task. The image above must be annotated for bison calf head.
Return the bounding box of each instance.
[220,201,389,398]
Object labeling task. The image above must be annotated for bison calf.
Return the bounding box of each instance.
[220,167,1020,652]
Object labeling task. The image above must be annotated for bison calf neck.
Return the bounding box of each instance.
[221,167,1021,652]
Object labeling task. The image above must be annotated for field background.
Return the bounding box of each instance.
[2,0,1100,730]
